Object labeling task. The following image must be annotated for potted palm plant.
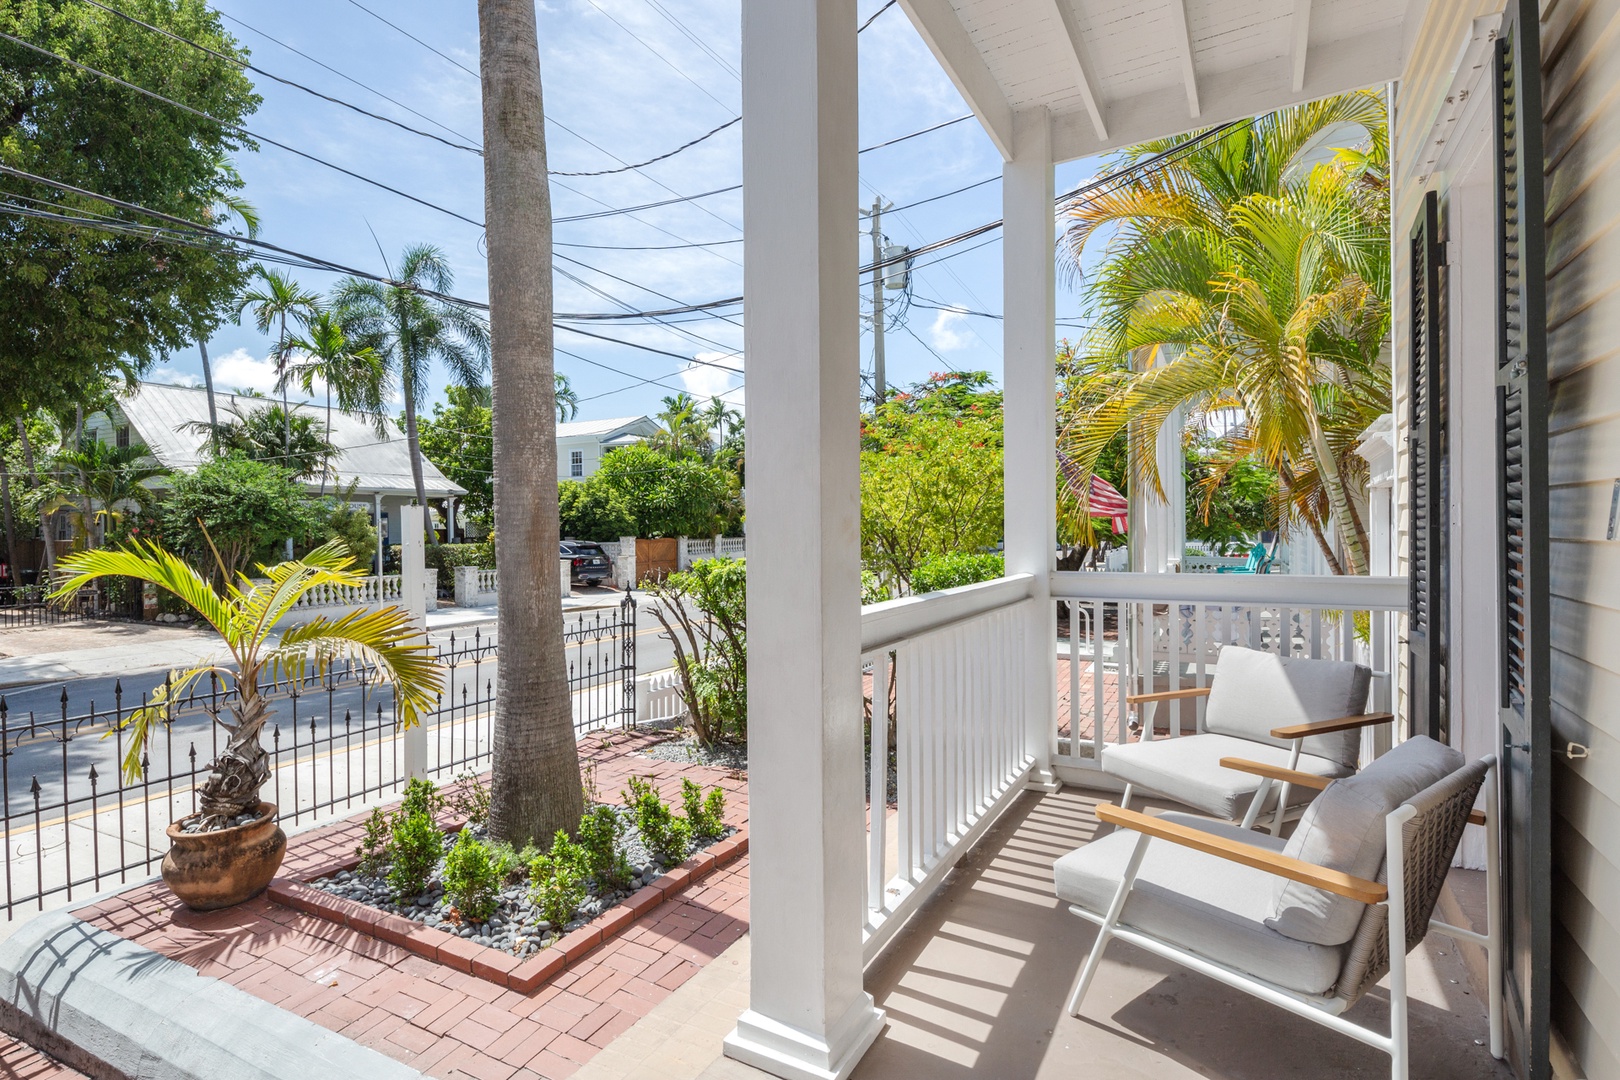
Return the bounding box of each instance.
[50,540,443,909]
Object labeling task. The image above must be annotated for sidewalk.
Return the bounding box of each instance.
[0,622,221,690]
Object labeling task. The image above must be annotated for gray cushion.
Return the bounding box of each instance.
[1267,735,1467,945]
[1101,733,1351,820]
[1054,812,1345,995]
[1203,646,1373,770]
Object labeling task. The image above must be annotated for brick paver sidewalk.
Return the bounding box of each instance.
[75,732,749,1080]
[0,1036,89,1079]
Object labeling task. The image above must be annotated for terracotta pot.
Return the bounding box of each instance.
[162,802,286,911]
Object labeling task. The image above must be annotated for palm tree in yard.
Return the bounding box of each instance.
[332,246,489,522]
[651,392,712,460]
[284,311,387,494]
[47,440,168,548]
[237,267,320,469]
[1058,92,1389,574]
[555,372,579,422]
[477,0,583,845]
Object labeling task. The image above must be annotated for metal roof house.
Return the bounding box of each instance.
[89,382,465,550]
[726,2,1602,1080]
[555,415,662,480]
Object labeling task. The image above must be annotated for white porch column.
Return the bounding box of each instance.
[724,0,883,1077]
[398,504,430,779]
[1002,107,1059,790]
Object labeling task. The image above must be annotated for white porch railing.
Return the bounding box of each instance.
[859,574,1038,962]
[1051,572,1406,774]
[288,574,403,611]
[718,536,746,558]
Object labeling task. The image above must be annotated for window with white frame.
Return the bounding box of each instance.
[570,449,584,477]
[115,425,130,448]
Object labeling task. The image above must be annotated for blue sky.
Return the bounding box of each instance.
[150,0,1107,422]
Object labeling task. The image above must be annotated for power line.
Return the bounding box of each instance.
[75,0,482,154]
[215,10,480,144]
[0,30,485,228]
[343,0,476,78]
[550,117,739,176]
[580,0,735,115]
[860,114,973,152]
[888,175,999,214]
[858,0,899,33]
[555,237,743,251]
[637,0,740,80]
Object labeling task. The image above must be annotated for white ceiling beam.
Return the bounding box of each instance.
[1045,0,1108,141]
[895,0,1016,160]
[1290,0,1313,92]
[1165,0,1200,118]
[1049,24,1403,164]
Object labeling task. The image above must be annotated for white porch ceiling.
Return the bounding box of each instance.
[899,0,1433,162]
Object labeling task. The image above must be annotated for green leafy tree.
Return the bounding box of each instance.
[649,393,713,461]
[557,478,635,541]
[416,385,494,532]
[161,454,318,585]
[332,245,489,522]
[43,438,167,549]
[238,268,320,465]
[647,558,746,746]
[860,403,1003,591]
[595,443,733,538]
[0,0,259,427]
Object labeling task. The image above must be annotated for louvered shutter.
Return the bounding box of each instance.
[1408,190,1447,743]
[1494,1,1551,1076]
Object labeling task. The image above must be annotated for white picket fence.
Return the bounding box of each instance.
[635,668,686,724]
[679,536,746,569]
[287,575,403,611]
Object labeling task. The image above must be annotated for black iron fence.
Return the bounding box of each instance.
[1,593,638,919]
[0,582,142,629]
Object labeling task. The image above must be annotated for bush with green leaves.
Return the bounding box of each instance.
[446,773,491,827]
[400,777,444,819]
[909,552,1006,594]
[529,830,589,927]
[386,810,443,899]
[681,779,727,843]
[578,805,633,890]
[441,831,511,922]
[356,807,390,877]
[623,776,692,866]
[648,559,747,746]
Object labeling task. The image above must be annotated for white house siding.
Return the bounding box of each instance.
[1539,1,1620,1075]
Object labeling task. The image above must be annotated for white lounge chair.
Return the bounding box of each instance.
[1056,735,1500,1080]
[1103,644,1390,833]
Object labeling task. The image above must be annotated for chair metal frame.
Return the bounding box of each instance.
[1066,757,1503,1080]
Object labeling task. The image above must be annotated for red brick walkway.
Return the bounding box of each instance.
[76,733,749,1080]
[0,1037,87,1079]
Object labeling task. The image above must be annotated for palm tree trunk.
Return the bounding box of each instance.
[197,690,272,827]
[0,456,21,590]
[479,0,583,846]
[321,385,332,498]
[16,418,54,575]
[73,406,95,551]
[279,313,293,558]
[1305,419,1368,575]
[401,375,431,523]
[199,340,219,455]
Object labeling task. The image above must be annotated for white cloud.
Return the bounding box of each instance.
[147,366,201,388]
[209,348,283,396]
[929,309,973,351]
[677,352,744,404]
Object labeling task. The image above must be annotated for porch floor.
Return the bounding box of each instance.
[601,785,1510,1080]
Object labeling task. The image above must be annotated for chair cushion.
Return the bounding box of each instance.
[1267,735,1467,946]
[1054,812,1346,995]
[1101,733,1350,820]
[1202,646,1372,771]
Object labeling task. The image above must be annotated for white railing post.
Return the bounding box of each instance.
[1003,107,1059,790]
[454,565,479,607]
[399,504,430,779]
[677,535,690,571]
[617,536,637,589]
[724,1,884,1074]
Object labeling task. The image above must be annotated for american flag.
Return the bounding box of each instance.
[1058,450,1129,532]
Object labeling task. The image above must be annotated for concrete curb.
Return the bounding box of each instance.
[0,910,423,1080]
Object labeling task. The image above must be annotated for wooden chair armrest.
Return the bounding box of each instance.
[1125,686,1212,705]
[1469,808,1486,826]
[1094,802,1388,904]
[1218,757,1333,791]
[1269,712,1394,740]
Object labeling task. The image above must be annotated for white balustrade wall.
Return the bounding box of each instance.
[635,668,686,725]
[1052,572,1406,775]
[858,575,1037,962]
[287,574,403,611]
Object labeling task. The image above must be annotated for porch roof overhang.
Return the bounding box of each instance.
[899,0,1435,163]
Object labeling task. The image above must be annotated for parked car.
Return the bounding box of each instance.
[561,540,613,587]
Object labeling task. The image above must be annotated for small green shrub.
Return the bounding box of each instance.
[681,779,726,842]
[910,552,1005,594]
[623,777,691,865]
[386,811,443,899]
[400,777,444,820]
[529,830,589,927]
[861,569,891,605]
[578,806,633,890]
[356,807,390,877]
[446,773,491,827]
[442,831,509,922]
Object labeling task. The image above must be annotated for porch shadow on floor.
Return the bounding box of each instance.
[850,786,1510,1080]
